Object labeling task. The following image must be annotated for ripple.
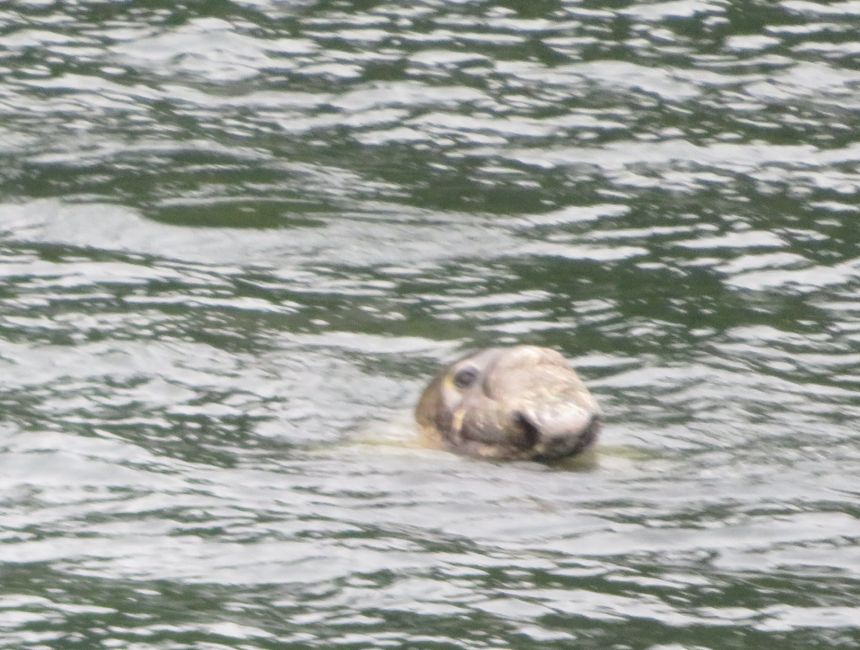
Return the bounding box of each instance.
[783,0,860,16]
[111,18,280,82]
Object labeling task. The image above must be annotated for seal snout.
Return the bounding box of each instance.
[513,407,601,457]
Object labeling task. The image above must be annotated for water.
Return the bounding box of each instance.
[1,1,859,647]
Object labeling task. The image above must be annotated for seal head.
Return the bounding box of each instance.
[415,346,601,461]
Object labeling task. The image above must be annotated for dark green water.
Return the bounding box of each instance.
[1,1,859,648]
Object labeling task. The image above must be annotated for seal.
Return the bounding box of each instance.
[415,345,601,461]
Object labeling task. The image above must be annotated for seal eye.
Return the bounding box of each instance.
[453,367,479,390]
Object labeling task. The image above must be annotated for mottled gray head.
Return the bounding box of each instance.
[415,346,601,461]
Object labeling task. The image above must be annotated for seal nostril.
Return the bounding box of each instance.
[573,413,601,454]
[512,412,540,449]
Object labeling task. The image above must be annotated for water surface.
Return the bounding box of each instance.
[1,1,859,648]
